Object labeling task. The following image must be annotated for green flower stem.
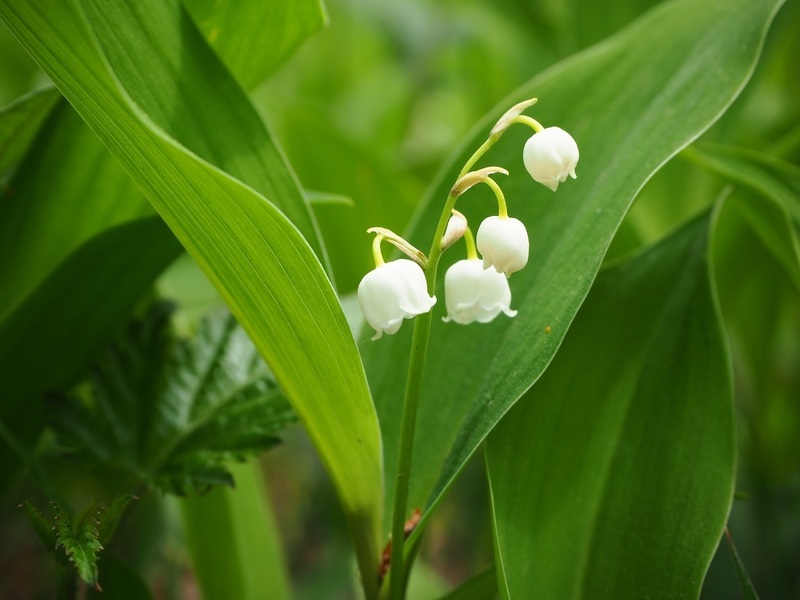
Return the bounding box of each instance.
[460,110,542,178]
[511,114,544,132]
[56,565,77,600]
[388,105,535,595]
[464,227,478,260]
[373,234,386,267]
[459,136,498,179]
[483,177,509,218]
[389,190,459,600]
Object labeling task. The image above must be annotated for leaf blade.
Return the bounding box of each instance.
[363,0,783,533]
[485,211,734,598]
[181,460,291,600]
[0,0,383,588]
[688,143,800,289]
[184,0,328,89]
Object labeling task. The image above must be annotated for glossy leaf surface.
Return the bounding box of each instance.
[0,217,181,484]
[0,0,383,589]
[486,212,734,599]
[0,100,152,313]
[363,0,782,532]
[184,0,327,89]
[0,85,59,176]
[688,143,800,289]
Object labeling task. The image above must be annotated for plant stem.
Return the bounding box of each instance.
[387,98,543,595]
[389,192,459,600]
[464,227,478,260]
[56,565,77,600]
[459,136,496,179]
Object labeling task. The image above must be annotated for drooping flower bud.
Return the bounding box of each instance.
[358,259,436,340]
[441,210,468,252]
[476,216,528,277]
[443,259,517,325]
[490,97,538,137]
[523,126,579,191]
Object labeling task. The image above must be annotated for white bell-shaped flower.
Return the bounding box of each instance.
[476,216,529,277]
[523,126,579,191]
[443,259,517,324]
[358,259,436,340]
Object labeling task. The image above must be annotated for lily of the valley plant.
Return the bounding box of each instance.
[357,98,579,598]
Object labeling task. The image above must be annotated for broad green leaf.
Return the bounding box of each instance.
[181,460,290,600]
[0,217,182,488]
[0,99,161,485]
[0,85,59,176]
[0,99,152,313]
[574,0,661,50]
[485,212,734,599]
[0,0,383,590]
[712,196,800,480]
[363,0,782,536]
[49,304,295,495]
[79,0,327,268]
[184,0,328,90]
[687,143,800,289]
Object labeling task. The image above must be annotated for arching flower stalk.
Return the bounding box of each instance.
[356,96,579,600]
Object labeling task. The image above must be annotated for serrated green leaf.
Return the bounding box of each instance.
[49,305,296,495]
[485,211,733,599]
[0,2,383,589]
[24,496,144,589]
[687,143,800,290]
[20,500,57,551]
[0,85,59,177]
[0,217,182,491]
[97,495,136,546]
[362,0,782,539]
[184,0,328,90]
[53,504,102,586]
[0,96,170,494]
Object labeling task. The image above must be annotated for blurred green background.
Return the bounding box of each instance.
[1,0,798,598]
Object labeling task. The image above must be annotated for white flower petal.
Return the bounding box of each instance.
[476,216,529,277]
[443,259,516,325]
[523,126,579,191]
[358,259,435,340]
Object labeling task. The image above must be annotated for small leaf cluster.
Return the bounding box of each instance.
[48,302,295,495]
[20,496,134,589]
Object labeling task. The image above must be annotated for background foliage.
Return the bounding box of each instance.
[0,0,798,598]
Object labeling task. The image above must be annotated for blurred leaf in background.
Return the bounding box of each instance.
[0,0,798,597]
[49,303,295,496]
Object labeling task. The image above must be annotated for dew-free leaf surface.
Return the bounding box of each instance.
[0,0,383,589]
[184,0,327,90]
[485,212,733,599]
[362,0,782,535]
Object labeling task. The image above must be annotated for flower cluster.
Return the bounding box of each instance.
[358,98,579,340]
